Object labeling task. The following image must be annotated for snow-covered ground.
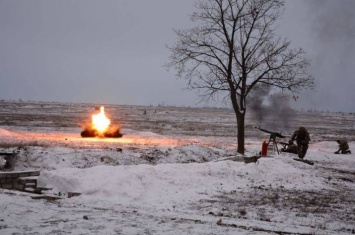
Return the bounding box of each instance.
[0,101,354,234]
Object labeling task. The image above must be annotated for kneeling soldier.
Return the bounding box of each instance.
[335,140,351,154]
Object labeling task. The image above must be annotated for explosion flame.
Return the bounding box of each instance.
[92,106,110,134]
[81,106,122,138]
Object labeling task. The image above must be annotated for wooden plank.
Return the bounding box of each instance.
[0,152,17,156]
[293,158,314,165]
[68,192,81,198]
[34,187,52,194]
[18,177,38,183]
[18,171,40,177]
[1,183,13,189]
[31,195,62,201]
[0,171,40,179]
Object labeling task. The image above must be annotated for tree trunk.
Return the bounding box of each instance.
[236,111,245,154]
[229,84,245,154]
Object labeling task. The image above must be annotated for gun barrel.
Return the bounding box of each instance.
[258,127,272,134]
[256,127,286,138]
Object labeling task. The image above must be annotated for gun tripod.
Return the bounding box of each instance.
[267,133,280,154]
[256,127,285,155]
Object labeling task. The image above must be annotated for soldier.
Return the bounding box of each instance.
[335,140,351,154]
[291,127,310,159]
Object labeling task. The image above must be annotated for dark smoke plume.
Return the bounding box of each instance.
[249,87,296,131]
[296,0,355,112]
[305,0,355,67]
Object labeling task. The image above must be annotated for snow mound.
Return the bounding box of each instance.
[38,157,329,209]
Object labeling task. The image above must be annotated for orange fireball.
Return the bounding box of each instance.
[81,106,122,138]
[92,106,110,134]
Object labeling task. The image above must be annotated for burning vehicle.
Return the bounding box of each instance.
[81,106,122,138]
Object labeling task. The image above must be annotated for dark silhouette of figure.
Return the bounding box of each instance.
[291,127,310,159]
[335,140,351,154]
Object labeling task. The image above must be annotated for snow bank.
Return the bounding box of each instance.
[38,157,329,209]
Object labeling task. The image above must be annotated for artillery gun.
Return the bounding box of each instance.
[256,127,286,154]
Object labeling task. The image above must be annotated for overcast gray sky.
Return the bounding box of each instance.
[0,0,354,112]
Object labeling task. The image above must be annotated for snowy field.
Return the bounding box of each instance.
[0,100,354,235]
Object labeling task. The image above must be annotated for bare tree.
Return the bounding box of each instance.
[166,0,314,154]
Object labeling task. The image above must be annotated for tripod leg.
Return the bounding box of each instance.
[272,139,279,154]
[275,141,279,154]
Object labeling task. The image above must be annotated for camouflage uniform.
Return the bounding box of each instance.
[335,140,351,154]
[287,141,298,154]
[291,127,310,159]
[281,140,298,154]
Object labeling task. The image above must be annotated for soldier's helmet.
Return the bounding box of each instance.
[299,127,306,132]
